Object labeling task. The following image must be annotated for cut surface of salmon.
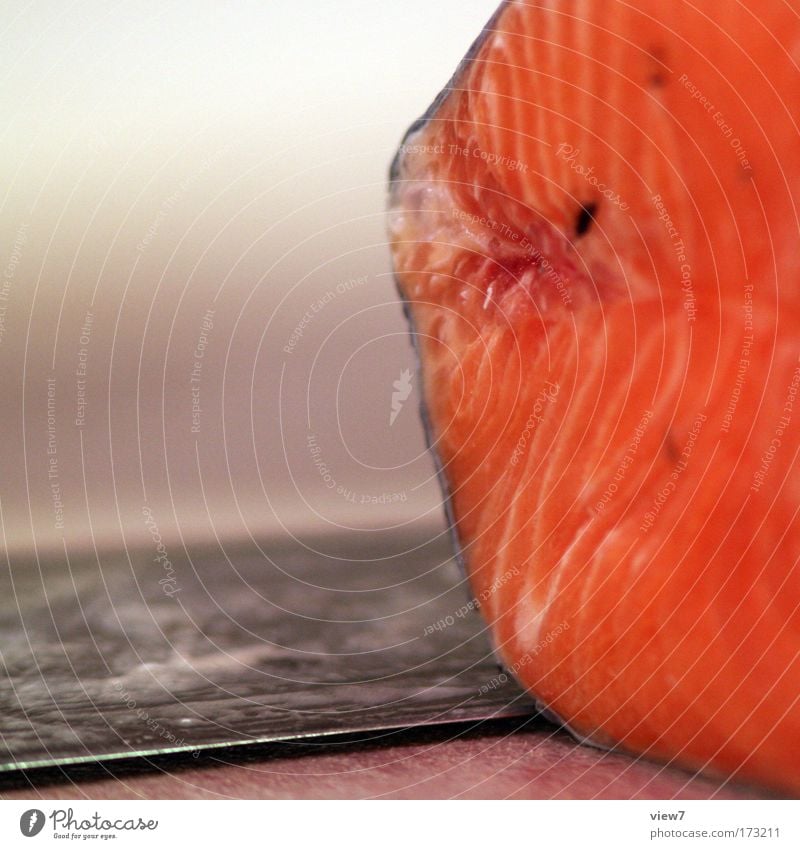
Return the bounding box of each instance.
[389,0,800,793]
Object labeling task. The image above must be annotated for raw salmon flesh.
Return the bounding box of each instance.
[388,0,800,793]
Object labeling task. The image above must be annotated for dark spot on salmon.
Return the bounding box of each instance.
[665,431,680,463]
[575,202,597,237]
[646,45,669,90]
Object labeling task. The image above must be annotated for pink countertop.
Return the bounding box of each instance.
[1,723,767,800]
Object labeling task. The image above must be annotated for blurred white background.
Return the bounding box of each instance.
[0,0,498,556]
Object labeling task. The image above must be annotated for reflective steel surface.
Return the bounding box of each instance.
[0,532,535,771]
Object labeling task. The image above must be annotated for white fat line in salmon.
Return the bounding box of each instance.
[594,409,655,515]
[510,381,560,466]
[651,193,696,321]
[477,622,570,695]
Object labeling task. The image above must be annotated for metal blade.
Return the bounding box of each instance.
[0,530,535,771]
